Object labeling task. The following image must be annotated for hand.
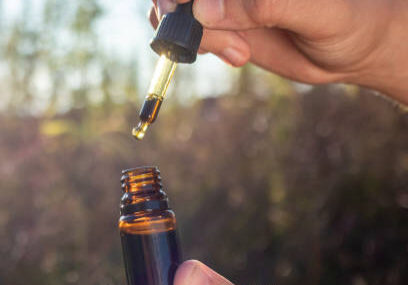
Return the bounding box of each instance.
[150,0,408,104]
[174,260,233,285]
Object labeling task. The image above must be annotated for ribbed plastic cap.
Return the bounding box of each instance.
[150,2,203,64]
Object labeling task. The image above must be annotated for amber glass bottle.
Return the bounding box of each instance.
[119,167,181,285]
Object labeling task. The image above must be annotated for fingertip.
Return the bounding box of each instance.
[174,260,207,285]
[157,0,178,18]
[175,260,234,285]
[219,47,250,67]
[199,28,251,67]
[148,5,159,29]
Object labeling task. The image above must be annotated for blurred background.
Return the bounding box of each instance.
[0,1,407,285]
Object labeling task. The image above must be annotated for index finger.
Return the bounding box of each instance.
[182,0,355,39]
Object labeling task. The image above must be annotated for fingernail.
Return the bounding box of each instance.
[221,48,246,66]
[195,0,225,26]
[175,261,209,285]
[157,0,177,19]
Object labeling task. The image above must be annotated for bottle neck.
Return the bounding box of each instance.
[120,167,169,216]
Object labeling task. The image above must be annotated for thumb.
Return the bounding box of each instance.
[174,260,234,285]
[192,0,353,38]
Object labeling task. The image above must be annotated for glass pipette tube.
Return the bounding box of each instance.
[132,55,177,140]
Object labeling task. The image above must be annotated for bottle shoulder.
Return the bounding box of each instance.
[119,209,176,235]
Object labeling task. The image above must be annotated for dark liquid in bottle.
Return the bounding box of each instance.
[121,230,181,285]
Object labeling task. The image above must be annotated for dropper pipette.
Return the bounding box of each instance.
[133,1,203,140]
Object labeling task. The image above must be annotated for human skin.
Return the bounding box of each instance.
[150,0,408,105]
[174,260,234,285]
[149,1,408,284]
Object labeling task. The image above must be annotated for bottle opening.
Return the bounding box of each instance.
[121,166,162,193]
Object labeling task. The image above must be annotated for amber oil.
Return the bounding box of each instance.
[119,166,181,285]
[132,56,177,140]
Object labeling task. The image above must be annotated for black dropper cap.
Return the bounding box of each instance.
[150,1,203,64]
